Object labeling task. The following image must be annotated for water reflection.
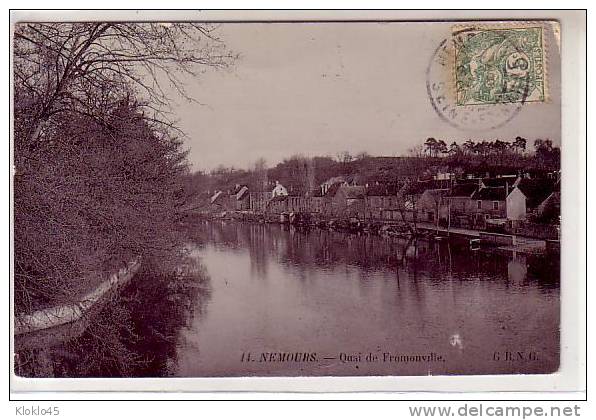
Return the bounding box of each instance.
[176,221,559,377]
[15,257,211,378]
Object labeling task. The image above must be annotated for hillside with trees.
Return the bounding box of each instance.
[186,136,560,199]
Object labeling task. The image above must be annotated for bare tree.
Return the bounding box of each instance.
[396,179,419,236]
[252,157,268,190]
[13,22,237,317]
[14,22,237,153]
[336,151,353,164]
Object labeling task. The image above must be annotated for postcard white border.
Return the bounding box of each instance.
[8,8,586,395]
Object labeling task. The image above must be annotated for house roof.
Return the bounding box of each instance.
[210,190,223,204]
[323,182,343,197]
[402,180,445,196]
[272,182,287,191]
[322,176,346,187]
[340,185,366,199]
[472,187,506,201]
[449,183,478,197]
[235,185,249,200]
[482,176,518,188]
[515,179,557,208]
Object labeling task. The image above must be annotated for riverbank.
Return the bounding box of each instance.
[191,210,556,255]
[14,254,212,377]
[14,259,141,354]
[15,259,141,335]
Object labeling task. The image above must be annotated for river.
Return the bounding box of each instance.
[175,221,559,376]
[17,220,560,377]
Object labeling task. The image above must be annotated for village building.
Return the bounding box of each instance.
[447,183,478,228]
[248,181,290,213]
[470,186,507,228]
[203,172,560,233]
[234,185,250,211]
[365,184,400,221]
[416,188,450,224]
[399,180,446,221]
[271,181,288,198]
[506,178,558,221]
[210,190,233,212]
[329,185,366,218]
[480,175,521,190]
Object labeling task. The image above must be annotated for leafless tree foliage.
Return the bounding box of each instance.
[14,22,235,316]
[252,157,269,190]
[14,22,237,152]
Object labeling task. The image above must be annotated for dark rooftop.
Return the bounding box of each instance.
[366,184,400,196]
[472,187,507,201]
[402,180,445,196]
[449,183,478,197]
[516,179,557,208]
[482,177,518,188]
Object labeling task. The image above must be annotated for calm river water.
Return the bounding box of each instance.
[172,221,559,377]
[19,220,559,377]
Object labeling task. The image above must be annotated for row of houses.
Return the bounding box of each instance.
[207,174,560,228]
[402,176,560,229]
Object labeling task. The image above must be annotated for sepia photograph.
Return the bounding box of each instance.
[10,10,580,391]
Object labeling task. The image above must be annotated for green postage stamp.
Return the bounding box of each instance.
[454,25,547,106]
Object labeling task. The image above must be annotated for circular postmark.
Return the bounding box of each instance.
[426,26,538,131]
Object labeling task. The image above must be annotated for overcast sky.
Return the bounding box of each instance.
[172,22,561,171]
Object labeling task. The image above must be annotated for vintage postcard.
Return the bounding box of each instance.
[10,10,584,394]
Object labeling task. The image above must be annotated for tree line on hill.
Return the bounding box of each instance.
[185,137,561,199]
[420,136,559,165]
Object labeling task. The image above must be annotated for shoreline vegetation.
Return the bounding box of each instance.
[14,23,235,316]
[13,22,234,374]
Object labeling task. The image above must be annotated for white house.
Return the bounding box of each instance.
[506,187,526,221]
[271,181,288,198]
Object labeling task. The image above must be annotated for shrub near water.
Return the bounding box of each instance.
[14,103,189,315]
